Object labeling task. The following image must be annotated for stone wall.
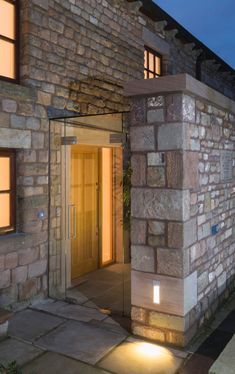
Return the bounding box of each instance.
[0,0,234,310]
[0,82,48,307]
[126,74,235,347]
[0,0,144,306]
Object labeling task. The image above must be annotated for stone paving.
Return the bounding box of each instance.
[2,294,235,374]
[0,298,186,374]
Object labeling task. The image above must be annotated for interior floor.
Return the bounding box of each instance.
[66,263,131,317]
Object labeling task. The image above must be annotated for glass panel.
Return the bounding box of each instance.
[155,55,161,75]
[0,193,10,228]
[149,52,154,72]
[101,148,113,264]
[149,72,154,79]
[62,113,123,133]
[0,156,10,191]
[0,39,15,78]
[144,70,148,79]
[0,0,15,39]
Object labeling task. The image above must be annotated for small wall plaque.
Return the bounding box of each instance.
[221,151,233,181]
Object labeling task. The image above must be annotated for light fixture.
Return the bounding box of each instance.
[153,281,160,304]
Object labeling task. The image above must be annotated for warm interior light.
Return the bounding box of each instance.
[101,148,113,264]
[153,280,160,304]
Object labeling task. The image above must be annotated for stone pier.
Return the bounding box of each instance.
[124,74,235,347]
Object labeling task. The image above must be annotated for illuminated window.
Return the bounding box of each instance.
[0,0,19,81]
[144,47,162,79]
[0,149,16,235]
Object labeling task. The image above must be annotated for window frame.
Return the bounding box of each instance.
[0,0,20,83]
[144,46,162,79]
[0,149,16,236]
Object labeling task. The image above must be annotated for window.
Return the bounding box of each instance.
[0,149,16,235]
[0,0,19,81]
[144,46,162,79]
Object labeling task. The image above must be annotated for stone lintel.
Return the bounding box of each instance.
[124,73,235,115]
[131,270,197,317]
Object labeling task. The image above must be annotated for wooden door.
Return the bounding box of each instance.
[70,145,99,279]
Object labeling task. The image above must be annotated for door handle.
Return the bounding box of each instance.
[73,205,77,239]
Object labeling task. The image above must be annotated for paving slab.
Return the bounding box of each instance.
[23,352,110,374]
[209,334,235,374]
[32,300,107,322]
[0,338,43,367]
[31,299,69,314]
[9,309,64,342]
[98,340,183,374]
[36,320,126,365]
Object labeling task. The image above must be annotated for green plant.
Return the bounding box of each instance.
[122,163,132,231]
[0,361,23,374]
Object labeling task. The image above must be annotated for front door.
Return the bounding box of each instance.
[70,145,99,279]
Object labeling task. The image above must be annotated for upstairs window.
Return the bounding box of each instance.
[0,149,16,235]
[0,0,19,81]
[144,46,162,79]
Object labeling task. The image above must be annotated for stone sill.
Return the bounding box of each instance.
[0,79,36,102]
[124,73,235,115]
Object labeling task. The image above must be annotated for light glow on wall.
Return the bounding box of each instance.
[153,281,160,304]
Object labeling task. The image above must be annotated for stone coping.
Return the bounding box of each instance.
[124,73,235,115]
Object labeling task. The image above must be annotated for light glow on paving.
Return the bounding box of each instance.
[134,342,170,358]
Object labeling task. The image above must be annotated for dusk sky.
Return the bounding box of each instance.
[154,0,235,68]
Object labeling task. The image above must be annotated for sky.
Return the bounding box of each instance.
[154,0,235,68]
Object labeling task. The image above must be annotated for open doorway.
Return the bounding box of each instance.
[49,113,131,317]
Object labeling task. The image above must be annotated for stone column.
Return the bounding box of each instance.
[127,83,199,347]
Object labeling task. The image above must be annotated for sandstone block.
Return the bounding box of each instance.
[147,109,164,123]
[149,311,185,331]
[28,260,47,278]
[158,123,190,151]
[147,152,165,166]
[0,270,10,289]
[132,188,190,221]
[168,218,197,249]
[130,126,155,152]
[166,151,199,189]
[131,154,146,186]
[147,167,165,187]
[2,99,17,113]
[130,97,146,125]
[131,306,148,324]
[147,96,164,108]
[0,128,31,149]
[131,219,147,245]
[148,221,165,236]
[148,235,165,247]
[12,266,28,284]
[19,279,38,301]
[157,248,189,278]
[5,252,18,270]
[131,246,155,273]
[132,322,165,343]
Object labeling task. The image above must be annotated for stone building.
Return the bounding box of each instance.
[0,0,235,347]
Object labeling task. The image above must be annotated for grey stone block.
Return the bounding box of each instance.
[130,126,155,152]
[158,123,190,151]
[131,245,155,273]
